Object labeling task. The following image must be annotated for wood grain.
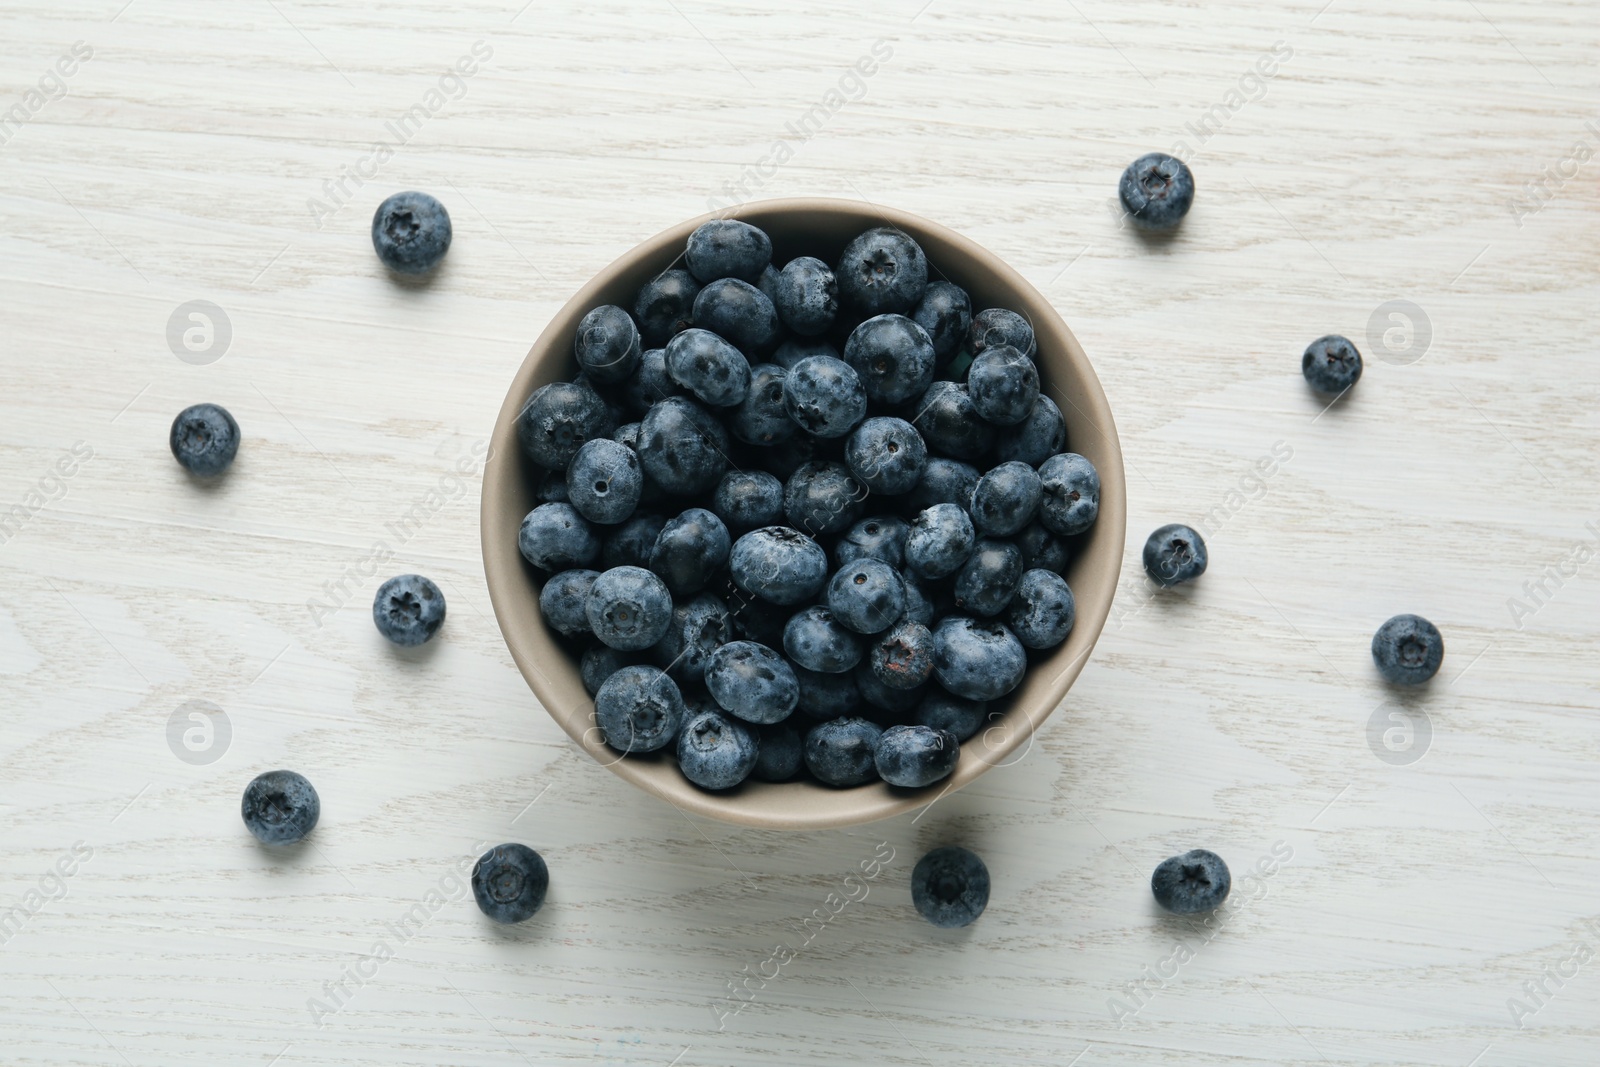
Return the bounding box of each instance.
[0,0,1597,1064]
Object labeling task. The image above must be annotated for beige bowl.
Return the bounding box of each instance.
[482,198,1125,830]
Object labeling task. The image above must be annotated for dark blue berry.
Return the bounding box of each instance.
[533,466,571,504]
[574,304,642,384]
[1005,568,1075,649]
[835,516,909,570]
[868,620,935,690]
[1119,152,1195,231]
[854,662,926,716]
[472,843,549,924]
[519,503,600,571]
[566,438,643,525]
[967,346,1039,426]
[835,228,928,316]
[634,268,701,348]
[581,644,639,695]
[905,503,976,580]
[932,617,1026,701]
[953,539,1024,617]
[757,263,782,306]
[827,558,905,636]
[728,363,794,446]
[1143,524,1208,587]
[758,432,819,480]
[693,278,782,357]
[677,707,760,790]
[783,606,861,674]
[783,355,867,439]
[602,512,667,570]
[784,460,865,538]
[874,724,958,787]
[585,565,673,651]
[637,396,729,496]
[995,395,1067,466]
[712,470,785,531]
[844,314,936,405]
[903,457,981,515]
[685,219,772,284]
[170,403,240,477]
[664,328,751,408]
[772,336,838,370]
[373,574,446,646]
[912,845,989,927]
[1037,453,1101,536]
[371,191,451,274]
[517,381,612,470]
[845,416,927,495]
[803,717,884,787]
[1371,614,1444,685]
[969,461,1042,537]
[967,308,1036,359]
[241,769,320,844]
[729,526,829,606]
[793,665,861,720]
[914,692,988,742]
[595,664,683,753]
[897,568,937,626]
[911,281,972,362]
[620,347,683,416]
[1302,334,1363,394]
[650,592,733,683]
[774,256,839,337]
[538,568,598,637]
[1151,849,1230,914]
[912,381,994,461]
[705,640,798,724]
[753,723,804,782]
[649,508,730,595]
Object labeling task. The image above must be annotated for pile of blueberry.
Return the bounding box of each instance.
[515,219,1098,794]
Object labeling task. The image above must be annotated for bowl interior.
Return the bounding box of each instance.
[482,197,1125,830]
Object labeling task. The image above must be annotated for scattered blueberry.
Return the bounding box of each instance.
[634,268,701,348]
[953,539,1024,617]
[911,845,989,927]
[664,328,751,408]
[472,843,549,924]
[651,592,733,683]
[994,396,1067,467]
[519,502,601,571]
[1118,152,1195,231]
[844,314,936,405]
[677,707,760,790]
[170,403,240,477]
[835,516,909,570]
[967,345,1040,426]
[649,508,730,595]
[728,362,794,446]
[869,620,935,690]
[967,308,1036,359]
[693,278,782,357]
[845,416,928,495]
[373,574,446,646]
[875,724,959,787]
[803,717,884,787]
[241,770,320,845]
[969,461,1042,537]
[1143,524,1208,587]
[713,470,786,531]
[912,381,994,462]
[705,640,799,724]
[636,396,729,495]
[911,281,973,362]
[1037,453,1101,537]
[1151,849,1230,914]
[1371,614,1444,685]
[783,606,862,674]
[585,565,673,651]
[835,227,929,316]
[566,438,644,524]
[728,526,829,606]
[538,568,598,637]
[620,347,683,416]
[601,512,667,570]
[783,354,867,439]
[826,558,906,635]
[905,503,976,580]
[1005,569,1075,649]
[904,457,981,515]
[774,256,839,337]
[574,304,642,384]
[595,664,684,753]
[784,460,865,538]
[371,191,451,274]
[685,219,772,284]
[932,617,1026,701]
[1302,334,1363,394]
[517,381,612,470]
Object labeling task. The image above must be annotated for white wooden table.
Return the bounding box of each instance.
[2,1,1597,1063]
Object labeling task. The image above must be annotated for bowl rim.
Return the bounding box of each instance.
[481,196,1126,830]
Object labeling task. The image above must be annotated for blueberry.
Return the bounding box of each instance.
[1005,569,1075,649]
[868,620,935,690]
[1371,614,1444,685]
[783,355,867,439]
[772,336,838,370]
[874,724,958,788]
[620,347,683,416]
[903,457,981,515]
[726,593,791,648]
[854,662,926,716]
[757,263,782,306]
[650,592,733,683]
[967,308,1036,359]
[1119,152,1195,231]
[705,640,798,724]
[835,516,909,570]
[911,281,973,362]
[517,381,612,470]
[649,508,730,595]
[712,470,785,531]
[784,460,865,538]
[170,403,240,477]
[845,416,928,495]
[634,268,702,348]
[844,314,936,405]
[594,664,684,754]
[602,512,667,569]
[1143,523,1208,587]
[793,665,862,720]
[373,574,446,646]
[533,466,571,504]
[1037,453,1101,536]
[912,845,989,927]
[585,565,673,651]
[803,717,884,787]
[783,606,861,674]
[1302,334,1363,394]
[932,617,1026,701]
[827,558,906,635]
[574,304,642,384]
[835,228,929,316]
[371,191,451,274]
[728,362,795,446]
[753,722,804,782]
[969,461,1042,537]
[897,568,937,626]
[911,381,995,462]
[953,539,1024,617]
[758,432,819,480]
[519,502,600,571]
[663,328,751,408]
[693,278,782,357]
[905,503,976,580]
[995,395,1067,466]
[637,396,729,496]
[677,707,760,790]
[241,769,320,844]
[774,256,839,337]
[967,346,1039,427]
[581,643,639,695]
[685,219,772,284]
[914,691,988,742]
[471,843,549,924]
[1151,849,1230,914]
[538,568,599,637]
[566,438,643,525]
[729,526,829,606]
